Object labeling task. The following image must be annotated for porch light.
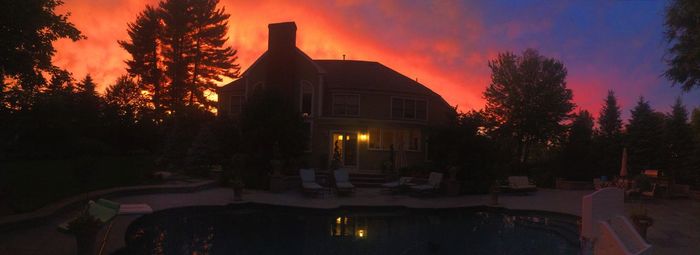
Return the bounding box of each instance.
[359,134,368,142]
[336,217,342,224]
[357,229,366,238]
[338,135,344,140]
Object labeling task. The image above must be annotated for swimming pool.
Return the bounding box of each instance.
[116,203,581,255]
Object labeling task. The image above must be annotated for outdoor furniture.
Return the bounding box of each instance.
[118,204,153,215]
[333,169,355,194]
[641,184,656,200]
[410,172,443,195]
[58,198,121,232]
[501,176,537,192]
[299,168,325,196]
[381,177,414,193]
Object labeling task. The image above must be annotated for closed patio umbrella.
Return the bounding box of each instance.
[620,148,628,178]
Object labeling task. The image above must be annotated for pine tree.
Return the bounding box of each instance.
[187,0,240,108]
[561,110,595,180]
[665,98,694,183]
[598,90,622,137]
[159,0,194,111]
[626,97,665,174]
[594,90,624,178]
[119,5,165,117]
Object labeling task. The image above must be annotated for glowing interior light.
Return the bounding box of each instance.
[336,217,342,224]
[357,229,365,238]
[338,135,343,140]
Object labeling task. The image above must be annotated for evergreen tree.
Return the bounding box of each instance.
[626,97,665,174]
[104,75,145,120]
[594,90,624,178]
[665,98,694,183]
[560,110,595,180]
[187,0,240,108]
[664,0,700,91]
[119,5,165,118]
[159,0,194,111]
[597,90,623,137]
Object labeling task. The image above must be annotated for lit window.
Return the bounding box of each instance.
[332,95,359,116]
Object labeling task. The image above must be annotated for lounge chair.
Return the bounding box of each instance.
[299,168,325,196]
[333,169,355,194]
[58,198,121,232]
[410,172,443,195]
[501,176,537,192]
[641,184,656,200]
[381,177,414,193]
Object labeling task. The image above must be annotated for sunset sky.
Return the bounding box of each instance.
[53,0,700,120]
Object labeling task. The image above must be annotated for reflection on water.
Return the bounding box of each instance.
[119,206,580,255]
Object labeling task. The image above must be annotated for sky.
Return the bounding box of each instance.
[53,0,700,120]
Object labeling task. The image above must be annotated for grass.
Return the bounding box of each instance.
[0,155,158,214]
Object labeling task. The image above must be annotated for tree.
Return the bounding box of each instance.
[483,48,575,171]
[665,98,694,183]
[664,0,700,91]
[594,90,624,178]
[0,0,84,92]
[186,0,240,108]
[119,5,165,117]
[560,110,595,180]
[598,90,623,137]
[626,97,665,174]
[104,76,146,120]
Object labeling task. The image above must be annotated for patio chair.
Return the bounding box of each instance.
[58,198,121,232]
[381,177,413,193]
[333,169,355,194]
[641,184,656,200]
[299,168,324,196]
[410,172,443,195]
[502,176,537,192]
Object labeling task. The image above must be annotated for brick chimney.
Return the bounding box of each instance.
[268,22,297,53]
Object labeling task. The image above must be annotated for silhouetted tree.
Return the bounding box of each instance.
[560,110,595,180]
[689,108,700,186]
[186,0,240,108]
[664,0,700,91]
[185,123,222,175]
[626,97,665,174]
[119,5,165,118]
[104,76,146,120]
[0,0,84,93]
[593,90,624,178]
[483,48,575,172]
[664,98,694,183]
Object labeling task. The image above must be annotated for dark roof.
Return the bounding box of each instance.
[314,60,441,98]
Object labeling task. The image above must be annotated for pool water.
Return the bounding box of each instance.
[116,203,581,255]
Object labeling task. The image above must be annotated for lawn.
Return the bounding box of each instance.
[0,155,158,214]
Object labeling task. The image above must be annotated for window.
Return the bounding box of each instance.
[368,128,421,151]
[301,82,313,116]
[332,95,359,116]
[392,98,427,120]
[229,95,243,115]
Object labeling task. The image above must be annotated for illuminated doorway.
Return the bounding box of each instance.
[330,132,358,168]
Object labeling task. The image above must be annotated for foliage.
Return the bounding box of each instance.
[483,49,575,171]
[185,123,222,176]
[0,0,84,88]
[664,98,694,183]
[427,109,505,193]
[120,0,240,113]
[626,97,666,174]
[593,90,624,179]
[558,110,596,181]
[237,88,308,187]
[664,0,700,91]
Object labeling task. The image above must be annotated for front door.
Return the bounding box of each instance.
[331,132,358,168]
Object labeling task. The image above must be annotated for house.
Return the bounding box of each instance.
[217,22,453,173]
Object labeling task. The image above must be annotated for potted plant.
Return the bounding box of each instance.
[67,210,102,255]
[629,206,654,240]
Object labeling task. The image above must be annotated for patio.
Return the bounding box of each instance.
[0,187,696,254]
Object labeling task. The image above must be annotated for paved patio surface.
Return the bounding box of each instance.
[0,187,696,254]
